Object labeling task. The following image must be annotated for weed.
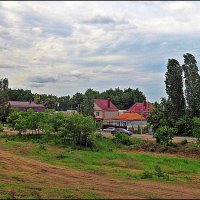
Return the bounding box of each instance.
[56,153,65,159]
[181,139,188,145]
[39,144,46,151]
[154,165,165,178]
[141,171,153,179]
[159,146,167,153]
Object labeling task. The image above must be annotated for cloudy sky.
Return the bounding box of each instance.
[0,1,200,102]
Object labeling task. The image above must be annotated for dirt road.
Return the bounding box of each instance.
[101,131,197,143]
[0,149,200,199]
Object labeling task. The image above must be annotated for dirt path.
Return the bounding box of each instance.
[101,131,197,143]
[0,149,200,199]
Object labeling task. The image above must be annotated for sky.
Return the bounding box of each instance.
[0,1,200,103]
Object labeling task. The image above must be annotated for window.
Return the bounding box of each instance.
[96,111,100,116]
[116,122,120,126]
[122,121,127,126]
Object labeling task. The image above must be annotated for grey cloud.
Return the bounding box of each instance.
[29,76,57,84]
[28,83,44,88]
[83,16,116,24]
[21,9,73,37]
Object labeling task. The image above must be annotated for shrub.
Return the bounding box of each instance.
[149,147,155,152]
[175,117,191,136]
[192,117,200,142]
[167,142,177,147]
[154,165,165,177]
[56,153,65,159]
[141,171,153,179]
[181,139,188,145]
[39,144,46,151]
[159,146,168,152]
[113,133,132,145]
[153,126,177,145]
[0,123,3,132]
[61,114,96,147]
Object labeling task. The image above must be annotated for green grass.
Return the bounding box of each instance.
[0,137,200,184]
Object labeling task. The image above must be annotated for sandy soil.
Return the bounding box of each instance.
[0,148,200,199]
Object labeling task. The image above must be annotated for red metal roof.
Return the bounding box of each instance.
[127,101,153,113]
[94,99,118,111]
[9,101,44,108]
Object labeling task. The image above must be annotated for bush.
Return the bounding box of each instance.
[168,142,177,147]
[153,126,177,145]
[192,117,200,142]
[159,146,168,152]
[175,117,192,136]
[0,123,3,132]
[141,171,153,179]
[61,114,96,147]
[181,139,188,145]
[112,133,132,145]
[154,165,165,177]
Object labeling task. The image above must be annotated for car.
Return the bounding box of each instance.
[112,128,132,136]
[103,127,116,134]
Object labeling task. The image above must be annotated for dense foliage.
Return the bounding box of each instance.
[148,53,200,140]
[7,109,96,147]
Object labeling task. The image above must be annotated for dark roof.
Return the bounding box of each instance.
[94,99,118,111]
[8,101,44,108]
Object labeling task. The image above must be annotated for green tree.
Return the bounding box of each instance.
[165,59,185,119]
[61,114,96,147]
[70,92,84,110]
[182,53,200,117]
[0,78,9,122]
[153,126,177,145]
[82,88,99,116]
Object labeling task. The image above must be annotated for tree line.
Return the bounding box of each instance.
[6,87,146,114]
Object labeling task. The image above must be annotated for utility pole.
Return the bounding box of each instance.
[140,104,144,134]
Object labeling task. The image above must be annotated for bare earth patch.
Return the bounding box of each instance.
[0,149,200,199]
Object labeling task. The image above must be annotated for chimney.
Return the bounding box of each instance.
[108,98,111,108]
[143,100,147,110]
[29,99,32,104]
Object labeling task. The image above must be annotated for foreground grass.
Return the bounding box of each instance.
[0,137,199,184]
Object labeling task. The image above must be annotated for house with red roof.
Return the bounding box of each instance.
[94,99,119,124]
[8,101,45,112]
[127,100,154,118]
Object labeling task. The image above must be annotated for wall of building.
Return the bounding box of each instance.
[112,120,147,130]
[94,103,104,118]
[104,110,119,120]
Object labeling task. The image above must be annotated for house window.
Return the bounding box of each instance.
[122,121,127,126]
[116,121,120,126]
[96,111,100,116]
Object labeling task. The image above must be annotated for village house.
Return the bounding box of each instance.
[8,101,45,112]
[94,99,119,124]
[127,100,154,118]
[112,112,147,131]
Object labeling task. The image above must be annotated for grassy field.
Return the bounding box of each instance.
[0,134,200,199]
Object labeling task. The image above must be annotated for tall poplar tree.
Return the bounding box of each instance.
[182,53,200,117]
[0,78,9,122]
[165,59,185,119]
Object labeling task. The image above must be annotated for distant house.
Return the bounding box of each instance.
[8,101,45,112]
[94,99,119,124]
[113,112,147,131]
[127,100,154,118]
